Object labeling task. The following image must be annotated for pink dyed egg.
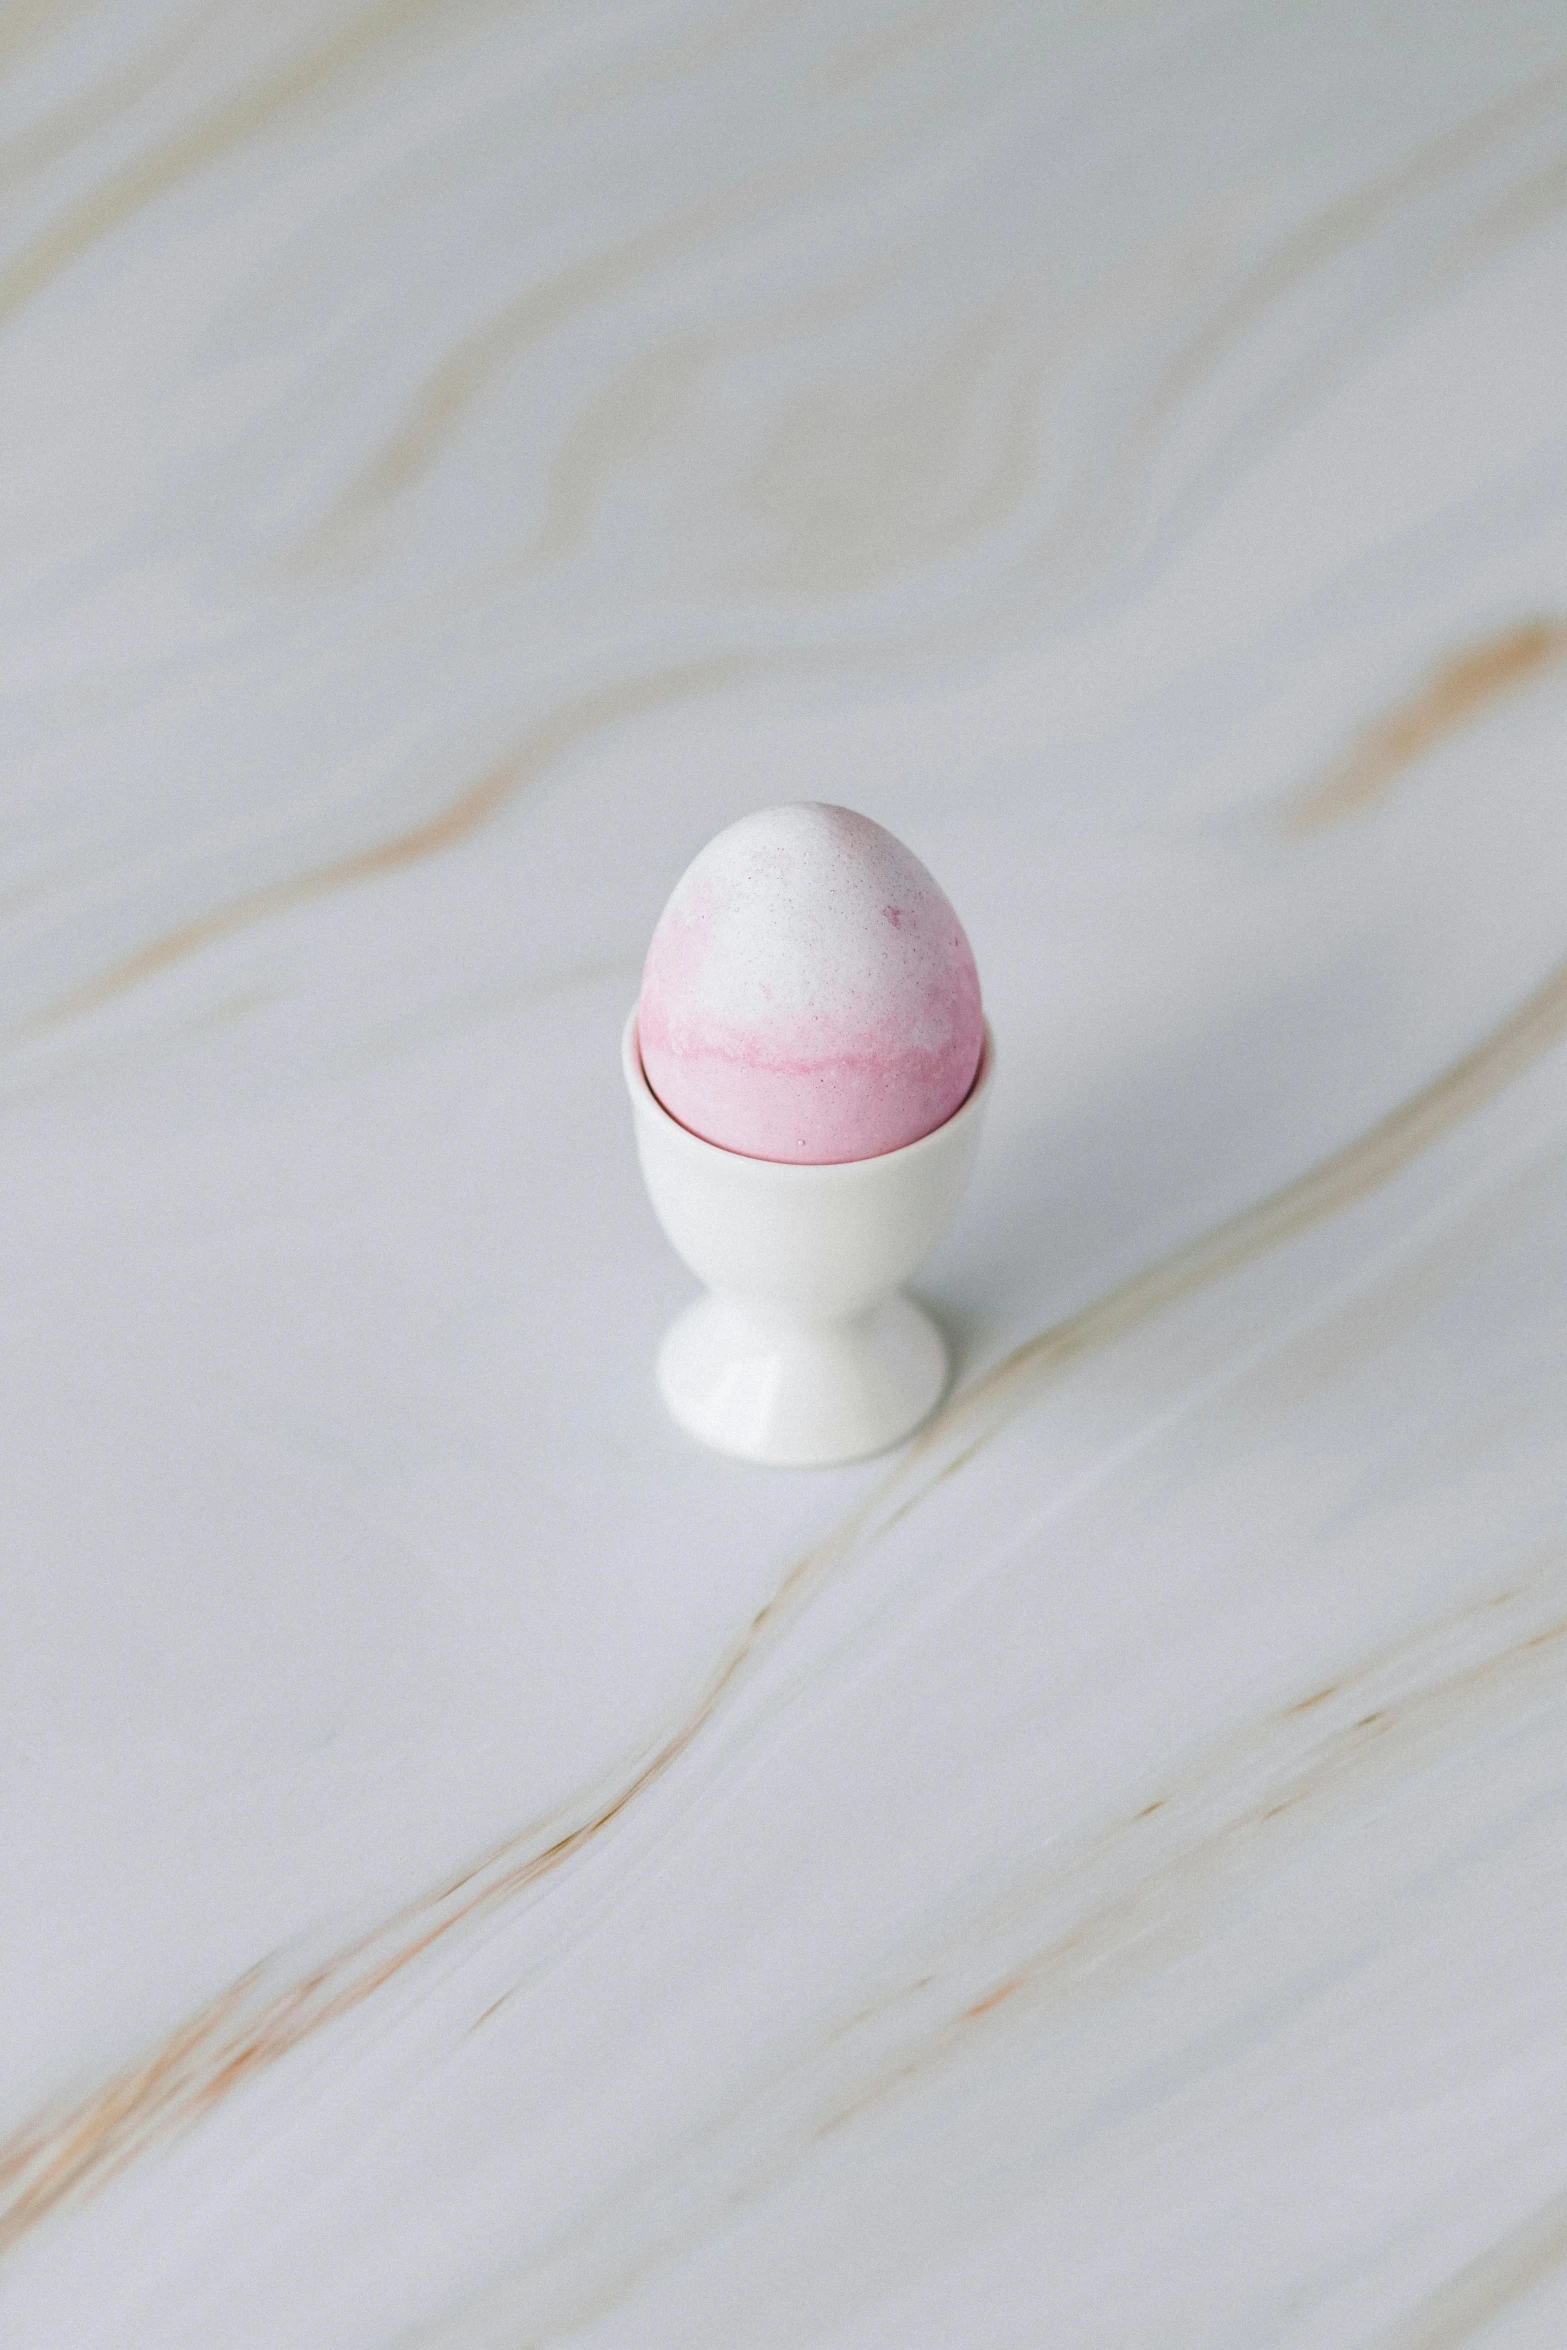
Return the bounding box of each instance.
[638,803,983,1165]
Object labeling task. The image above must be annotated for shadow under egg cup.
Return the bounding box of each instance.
[623,1012,994,1466]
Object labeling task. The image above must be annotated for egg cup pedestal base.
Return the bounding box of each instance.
[657,1290,947,1467]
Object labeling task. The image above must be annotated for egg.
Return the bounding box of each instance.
[638,803,983,1164]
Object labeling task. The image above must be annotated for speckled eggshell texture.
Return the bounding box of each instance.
[638,802,984,1164]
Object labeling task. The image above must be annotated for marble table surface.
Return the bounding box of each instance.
[6,3,1567,2343]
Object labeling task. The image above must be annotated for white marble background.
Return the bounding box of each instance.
[4,1,1567,2342]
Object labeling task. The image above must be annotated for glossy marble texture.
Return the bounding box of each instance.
[5,3,1567,2343]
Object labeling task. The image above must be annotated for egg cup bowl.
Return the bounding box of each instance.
[623,1011,994,1466]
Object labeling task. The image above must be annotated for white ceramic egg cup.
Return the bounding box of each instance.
[623,1012,993,1467]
